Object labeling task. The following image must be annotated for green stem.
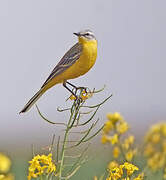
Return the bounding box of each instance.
[59,103,76,179]
[59,127,69,179]
[117,138,126,161]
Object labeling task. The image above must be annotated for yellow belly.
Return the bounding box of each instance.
[43,40,97,91]
[61,40,97,79]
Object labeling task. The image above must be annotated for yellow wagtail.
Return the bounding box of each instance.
[20,29,97,113]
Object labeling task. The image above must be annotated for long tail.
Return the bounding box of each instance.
[19,88,44,114]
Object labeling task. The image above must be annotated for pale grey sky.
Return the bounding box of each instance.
[0,0,166,154]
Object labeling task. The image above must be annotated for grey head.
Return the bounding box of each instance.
[73,29,96,40]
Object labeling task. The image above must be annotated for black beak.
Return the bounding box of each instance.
[73,32,80,36]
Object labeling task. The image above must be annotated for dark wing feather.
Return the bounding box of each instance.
[41,43,82,88]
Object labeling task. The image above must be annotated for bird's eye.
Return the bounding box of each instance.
[85,33,90,36]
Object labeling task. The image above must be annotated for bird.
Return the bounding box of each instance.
[20,29,98,113]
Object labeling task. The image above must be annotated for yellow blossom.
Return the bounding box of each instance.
[151,133,160,144]
[116,121,129,134]
[69,89,92,101]
[109,166,123,180]
[108,134,119,145]
[144,143,154,157]
[69,94,76,100]
[0,175,5,179]
[122,178,130,180]
[127,135,135,144]
[93,176,98,180]
[106,112,123,124]
[101,134,109,144]
[147,152,165,171]
[125,149,137,162]
[108,161,119,170]
[164,167,166,179]
[164,174,166,180]
[162,140,166,154]
[81,90,93,100]
[103,121,114,134]
[107,162,139,180]
[161,124,166,137]
[123,162,138,176]
[113,146,120,158]
[147,157,158,171]
[150,124,161,133]
[0,174,14,180]
[123,135,135,150]
[144,122,166,172]
[28,153,56,180]
[133,173,144,180]
[0,153,11,173]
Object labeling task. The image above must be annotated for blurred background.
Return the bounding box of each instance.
[0,0,166,179]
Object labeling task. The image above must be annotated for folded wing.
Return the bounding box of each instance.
[41,43,83,88]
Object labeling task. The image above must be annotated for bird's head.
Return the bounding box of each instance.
[73,29,96,43]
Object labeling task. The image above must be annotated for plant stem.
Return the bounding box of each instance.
[59,103,76,179]
[59,127,69,179]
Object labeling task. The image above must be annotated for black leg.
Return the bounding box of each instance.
[66,81,87,93]
[66,81,77,89]
[63,81,78,99]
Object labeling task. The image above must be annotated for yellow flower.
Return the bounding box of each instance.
[0,153,11,173]
[164,167,166,179]
[0,174,14,180]
[106,112,123,124]
[144,122,166,172]
[144,124,160,142]
[0,175,5,179]
[147,152,165,171]
[101,134,109,144]
[93,176,98,180]
[28,153,56,180]
[164,174,166,180]
[103,120,114,134]
[123,135,135,150]
[109,166,123,179]
[81,90,93,100]
[107,162,139,180]
[123,162,138,176]
[69,94,76,100]
[108,134,119,145]
[125,149,137,162]
[144,143,154,157]
[150,124,161,133]
[147,157,158,171]
[133,173,144,180]
[127,135,135,144]
[161,124,166,136]
[116,121,129,134]
[113,146,120,158]
[69,90,92,101]
[151,133,160,144]
[108,161,119,170]
[162,140,166,154]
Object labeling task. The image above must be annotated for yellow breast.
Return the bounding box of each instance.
[64,39,97,79]
[54,39,97,81]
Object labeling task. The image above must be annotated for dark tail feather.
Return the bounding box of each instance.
[19,89,44,114]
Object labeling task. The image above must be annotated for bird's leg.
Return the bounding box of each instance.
[65,81,77,89]
[63,81,78,99]
[64,81,84,104]
[66,81,87,93]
